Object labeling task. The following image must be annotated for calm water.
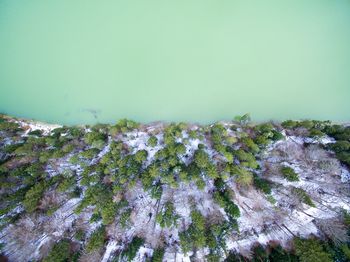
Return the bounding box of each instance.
[0,0,350,125]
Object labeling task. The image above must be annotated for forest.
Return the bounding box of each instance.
[0,114,349,261]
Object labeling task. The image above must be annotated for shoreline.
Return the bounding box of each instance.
[2,113,350,130]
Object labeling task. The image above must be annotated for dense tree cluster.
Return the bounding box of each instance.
[225,234,350,262]
[294,237,332,262]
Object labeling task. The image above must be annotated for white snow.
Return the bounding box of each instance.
[13,118,61,136]
[101,240,120,262]
[341,167,350,183]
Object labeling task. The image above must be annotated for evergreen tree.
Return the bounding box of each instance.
[85,226,106,252]
[43,239,71,262]
[294,237,332,262]
[120,237,144,261]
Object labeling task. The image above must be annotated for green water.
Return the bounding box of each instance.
[0,0,350,125]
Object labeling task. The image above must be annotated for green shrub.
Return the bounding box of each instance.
[76,184,113,214]
[336,151,350,166]
[179,210,207,254]
[329,141,350,153]
[57,175,76,192]
[206,164,219,179]
[147,163,162,179]
[241,137,259,153]
[80,148,100,159]
[120,208,132,228]
[134,150,148,164]
[340,245,350,260]
[188,130,198,139]
[14,143,34,156]
[100,200,117,225]
[90,212,102,223]
[268,244,298,262]
[75,229,85,241]
[69,154,80,164]
[281,166,299,182]
[194,149,210,169]
[223,151,234,163]
[150,183,162,200]
[110,119,139,135]
[43,239,71,262]
[234,149,258,169]
[271,130,284,141]
[267,195,276,205]
[281,120,298,129]
[253,174,271,194]
[214,178,226,191]
[0,121,20,132]
[148,136,158,147]
[226,136,238,145]
[196,178,206,190]
[28,130,43,136]
[85,226,106,252]
[292,188,315,207]
[309,129,325,138]
[255,123,274,134]
[206,220,236,257]
[23,181,46,213]
[294,237,332,262]
[254,135,270,147]
[298,120,315,129]
[323,124,344,136]
[156,202,179,228]
[178,231,192,255]
[120,237,144,261]
[3,143,24,153]
[213,188,240,219]
[251,244,269,262]
[343,210,350,226]
[151,248,165,262]
[234,114,251,125]
[175,143,186,155]
[231,166,253,186]
[84,131,107,149]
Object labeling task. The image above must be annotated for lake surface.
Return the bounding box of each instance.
[0,0,350,125]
